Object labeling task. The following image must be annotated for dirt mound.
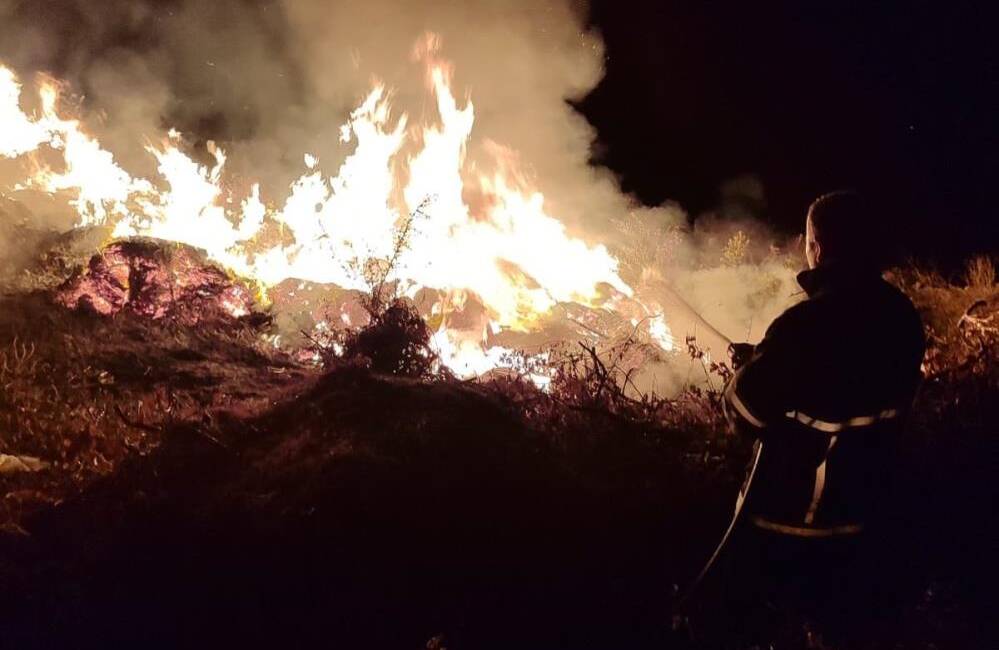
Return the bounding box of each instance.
[0,286,311,535]
[0,364,718,649]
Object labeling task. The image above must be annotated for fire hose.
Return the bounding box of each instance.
[657,284,733,353]
[660,287,761,627]
[675,440,762,611]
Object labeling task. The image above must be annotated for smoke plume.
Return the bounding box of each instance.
[0,0,628,231]
[0,0,803,389]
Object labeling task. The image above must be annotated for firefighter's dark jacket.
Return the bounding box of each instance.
[723,263,925,537]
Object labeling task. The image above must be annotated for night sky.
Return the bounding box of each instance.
[582,1,997,269]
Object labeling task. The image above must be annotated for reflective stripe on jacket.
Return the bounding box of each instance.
[723,264,925,536]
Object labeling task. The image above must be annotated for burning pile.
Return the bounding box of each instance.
[0,37,675,377]
[55,239,260,326]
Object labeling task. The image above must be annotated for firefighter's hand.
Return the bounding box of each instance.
[728,342,754,370]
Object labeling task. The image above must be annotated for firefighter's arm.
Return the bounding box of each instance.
[723,313,800,436]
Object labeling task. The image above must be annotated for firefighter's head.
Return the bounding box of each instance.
[805,191,879,270]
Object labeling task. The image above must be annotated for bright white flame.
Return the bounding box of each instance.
[0,46,674,377]
[648,314,675,351]
[0,67,50,157]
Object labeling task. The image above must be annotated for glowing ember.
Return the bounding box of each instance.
[0,37,674,376]
[55,240,257,324]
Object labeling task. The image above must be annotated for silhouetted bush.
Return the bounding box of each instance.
[341,299,444,379]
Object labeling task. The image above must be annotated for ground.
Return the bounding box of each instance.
[0,245,995,649]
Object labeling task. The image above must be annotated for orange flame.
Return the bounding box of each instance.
[0,39,673,377]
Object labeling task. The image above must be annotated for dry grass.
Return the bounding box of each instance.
[964,255,997,289]
[0,291,313,532]
[889,257,997,387]
[0,244,993,648]
[3,254,992,535]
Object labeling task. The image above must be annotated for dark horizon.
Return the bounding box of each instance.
[582,1,997,271]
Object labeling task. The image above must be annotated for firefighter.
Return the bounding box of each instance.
[685,191,925,641]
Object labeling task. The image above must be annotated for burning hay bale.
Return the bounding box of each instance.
[55,239,262,326]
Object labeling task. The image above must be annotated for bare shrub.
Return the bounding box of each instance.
[721,230,751,266]
[340,299,446,379]
[361,197,432,317]
[303,199,447,378]
[612,211,686,285]
[485,331,733,457]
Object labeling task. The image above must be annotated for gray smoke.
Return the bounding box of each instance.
[0,0,803,390]
[0,0,626,232]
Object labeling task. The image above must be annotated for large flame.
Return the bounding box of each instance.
[0,38,673,376]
